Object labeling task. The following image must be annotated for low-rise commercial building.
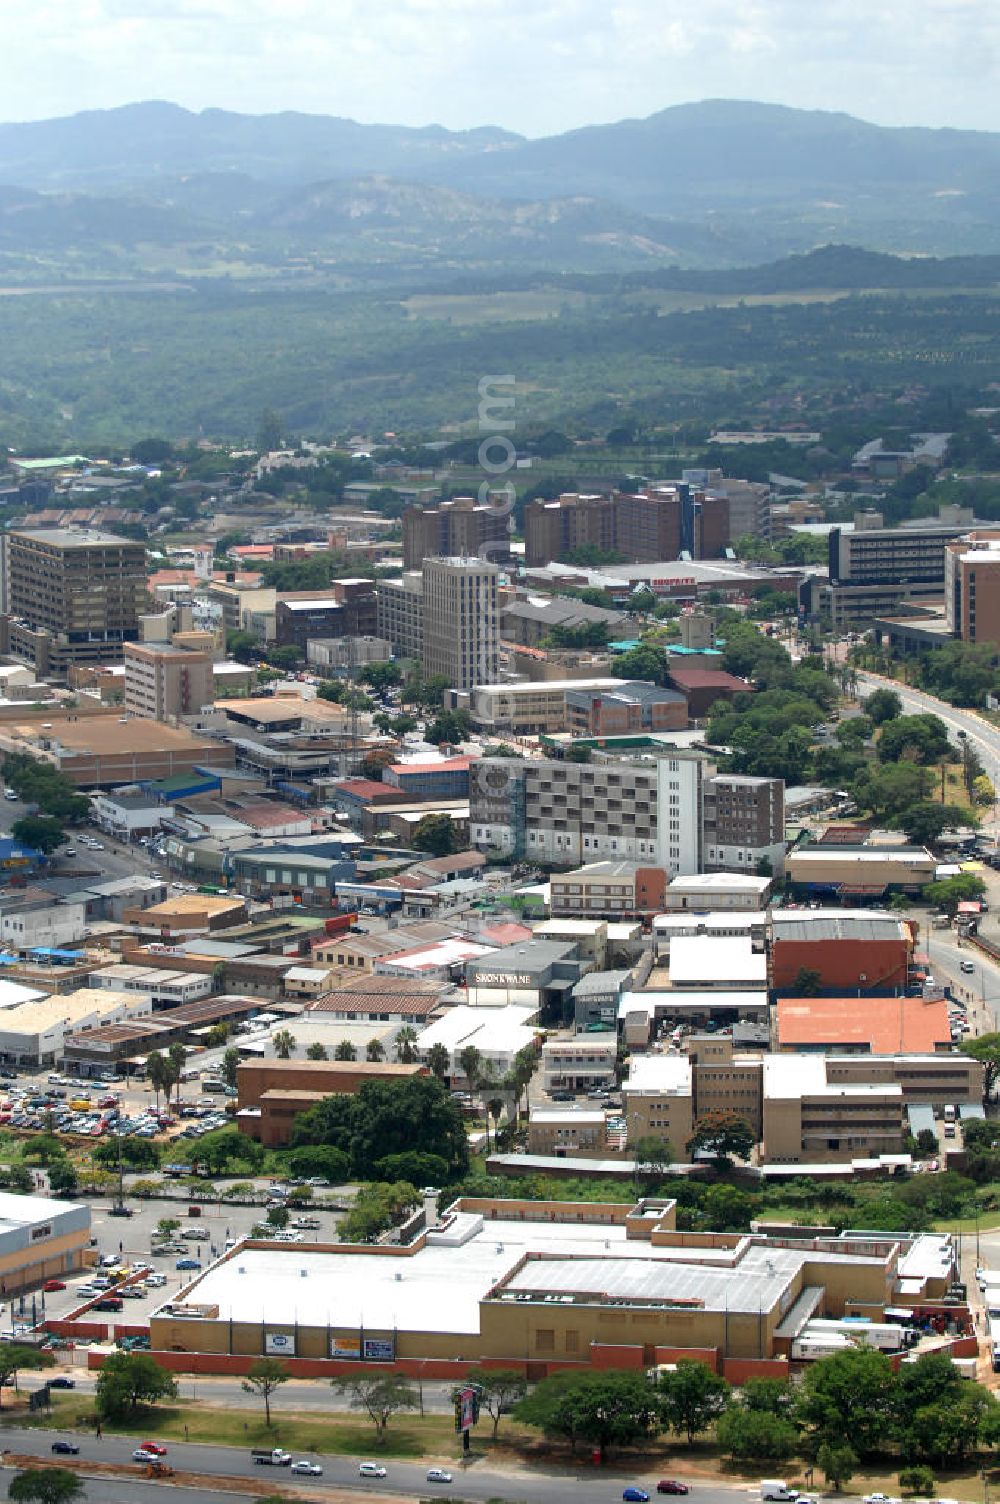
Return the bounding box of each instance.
[235,1059,427,1147]
[0,1190,91,1295]
[664,873,773,910]
[785,846,936,897]
[541,1037,617,1094]
[771,910,912,994]
[550,861,668,919]
[0,987,152,1067]
[148,1195,941,1374]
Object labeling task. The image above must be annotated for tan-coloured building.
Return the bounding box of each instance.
[786,845,936,894]
[0,1190,91,1295]
[2,527,148,678]
[148,1195,944,1374]
[124,641,215,720]
[236,1058,427,1147]
[762,1055,905,1164]
[945,533,1000,644]
[122,893,248,936]
[0,713,233,788]
[422,556,499,692]
[528,1108,607,1155]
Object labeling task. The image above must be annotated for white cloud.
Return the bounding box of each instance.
[3,0,1000,135]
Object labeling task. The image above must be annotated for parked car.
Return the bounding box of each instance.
[43,1280,66,1292]
[48,1377,76,1390]
[175,1258,202,1271]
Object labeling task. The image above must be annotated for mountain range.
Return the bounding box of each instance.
[4,98,1000,274]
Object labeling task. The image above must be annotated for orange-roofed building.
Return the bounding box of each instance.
[775,994,952,1055]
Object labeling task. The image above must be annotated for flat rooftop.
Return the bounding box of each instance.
[166,1217,891,1335]
[776,995,951,1054]
[16,719,219,755]
[668,935,768,986]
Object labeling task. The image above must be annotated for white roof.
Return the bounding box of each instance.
[0,980,47,1010]
[763,1054,903,1100]
[668,935,767,986]
[620,990,769,1018]
[417,1003,537,1056]
[667,874,771,893]
[380,939,493,973]
[626,1055,693,1095]
[283,966,333,984]
[654,912,762,932]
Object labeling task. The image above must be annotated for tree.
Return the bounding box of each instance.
[961,1033,1000,1101]
[852,761,934,817]
[337,1180,419,1243]
[146,1050,172,1111]
[517,1371,660,1460]
[411,813,460,857]
[267,645,302,673]
[877,713,952,766]
[425,1043,450,1080]
[657,1359,731,1444]
[47,1160,78,1197]
[631,1134,672,1188]
[307,1042,330,1061]
[333,1040,356,1061]
[463,1368,527,1440]
[816,1441,858,1491]
[221,1046,241,1088]
[899,1466,936,1496]
[394,1026,418,1064]
[926,872,987,912]
[374,1151,450,1185]
[0,1346,53,1408]
[866,687,903,724]
[699,1184,755,1232]
[458,1044,483,1095]
[22,1135,67,1167]
[790,967,822,996]
[241,1357,289,1428]
[716,1407,799,1461]
[799,1347,895,1458]
[7,1470,84,1504]
[686,1112,755,1168]
[350,1075,469,1179]
[265,1205,290,1230]
[226,630,259,665]
[11,816,65,854]
[286,1144,350,1182]
[166,1042,187,1106]
[425,710,472,746]
[93,1135,158,1172]
[333,1374,417,1443]
[900,802,972,848]
[365,1038,385,1063]
[95,1351,177,1418]
[272,1029,297,1060]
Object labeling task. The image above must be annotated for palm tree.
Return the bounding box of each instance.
[425,1043,449,1080]
[334,1040,356,1061]
[306,1042,329,1061]
[272,1029,297,1060]
[365,1038,385,1063]
[166,1042,187,1107]
[146,1049,170,1111]
[458,1044,483,1099]
[395,1026,418,1064]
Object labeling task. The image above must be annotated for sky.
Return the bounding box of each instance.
[8,0,1000,137]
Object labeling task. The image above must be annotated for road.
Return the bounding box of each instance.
[855,670,1000,804]
[0,1424,757,1504]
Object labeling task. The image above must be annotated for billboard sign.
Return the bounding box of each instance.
[362,1337,395,1361]
[329,1336,361,1359]
[264,1332,296,1356]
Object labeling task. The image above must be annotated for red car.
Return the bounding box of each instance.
[141,1442,167,1456]
[42,1280,66,1293]
[657,1485,689,1496]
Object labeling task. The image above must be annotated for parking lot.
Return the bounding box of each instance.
[25,1191,345,1339]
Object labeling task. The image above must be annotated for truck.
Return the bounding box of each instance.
[252,1448,292,1466]
[761,1483,799,1501]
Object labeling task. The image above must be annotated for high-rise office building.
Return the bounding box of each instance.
[402,498,511,571]
[422,557,499,691]
[2,528,148,678]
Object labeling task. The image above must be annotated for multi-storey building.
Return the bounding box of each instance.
[550,860,668,918]
[471,753,783,875]
[274,580,377,652]
[565,680,688,736]
[522,484,753,569]
[703,774,786,877]
[422,557,498,691]
[471,752,704,871]
[124,642,214,720]
[944,532,1000,644]
[377,572,425,660]
[402,497,510,571]
[801,513,974,626]
[2,527,148,678]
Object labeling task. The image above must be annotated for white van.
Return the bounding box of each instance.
[761,1484,799,1502]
